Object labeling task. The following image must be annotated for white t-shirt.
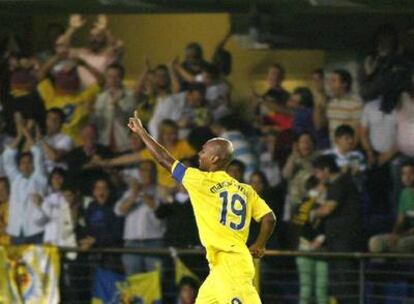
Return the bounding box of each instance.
[361,99,397,153]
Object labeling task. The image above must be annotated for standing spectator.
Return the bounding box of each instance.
[42,108,73,172]
[63,124,113,195]
[93,63,136,152]
[0,113,13,177]
[290,87,330,150]
[36,52,104,144]
[369,161,414,253]
[58,14,123,88]
[259,131,281,187]
[324,125,366,177]
[3,118,47,244]
[114,160,165,276]
[283,132,319,214]
[173,63,231,121]
[292,176,328,304]
[148,83,210,140]
[213,115,257,179]
[326,69,363,142]
[155,183,199,248]
[176,277,200,304]
[180,42,209,85]
[0,177,10,245]
[135,61,179,127]
[311,155,363,304]
[2,53,46,135]
[264,64,290,103]
[34,168,76,247]
[360,98,397,212]
[79,178,122,249]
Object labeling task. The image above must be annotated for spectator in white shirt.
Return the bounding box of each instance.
[3,117,47,244]
[93,64,136,152]
[148,83,209,139]
[114,160,165,275]
[34,168,76,248]
[41,108,73,172]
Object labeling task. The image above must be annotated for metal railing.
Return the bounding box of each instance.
[55,247,414,304]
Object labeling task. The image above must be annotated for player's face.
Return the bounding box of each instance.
[198,143,215,171]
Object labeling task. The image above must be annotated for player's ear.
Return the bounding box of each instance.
[210,155,219,164]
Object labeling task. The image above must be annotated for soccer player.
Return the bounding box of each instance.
[128,111,276,304]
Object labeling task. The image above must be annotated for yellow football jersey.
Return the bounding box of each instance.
[171,161,272,261]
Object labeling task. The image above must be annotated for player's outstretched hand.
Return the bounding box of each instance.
[249,243,265,259]
[128,110,144,134]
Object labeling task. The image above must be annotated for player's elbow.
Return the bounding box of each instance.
[263,211,277,227]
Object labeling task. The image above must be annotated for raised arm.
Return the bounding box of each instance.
[36,55,61,81]
[57,14,85,46]
[128,111,176,171]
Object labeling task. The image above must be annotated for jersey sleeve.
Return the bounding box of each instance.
[250,187,273,222]
[171,161,205,191]
[37,79,55,107]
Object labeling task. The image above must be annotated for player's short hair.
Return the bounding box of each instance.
[334,124,355,138]
[312,154,340,173]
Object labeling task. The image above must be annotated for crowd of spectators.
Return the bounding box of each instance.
[0,15,414,303]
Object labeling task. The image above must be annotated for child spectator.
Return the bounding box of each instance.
[292,176,328,304]
[324,125,366,176]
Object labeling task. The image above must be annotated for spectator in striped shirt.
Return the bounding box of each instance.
[324,125,366,176]
[326,69,363,143]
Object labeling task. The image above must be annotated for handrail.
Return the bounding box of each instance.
[58,246,414,259]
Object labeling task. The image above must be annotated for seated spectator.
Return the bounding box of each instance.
[42,108,73,172]
[3,117,47,245]
[36,50,104,144]
[324,125,366,177]
[361,97,397,212]
[292,176,328,304]
[148,83,210,139]
[93,63,136,152]
[34,168,76,247]
[0,177,10,245]
[283,132,319,214]
[226,159,246,182]
[79,178,122,249]
[98,120,195,190]
[311,155,363,304]
[115,160,165,276]
[63,124,113,195]
[258,131,281,187]
[326,69,363,142]
[213,115,257,179]
[177,276,200,304]
[2,53,46,136]
[58,14,123,88]
[290,87,330,149]
[369,161,414,253]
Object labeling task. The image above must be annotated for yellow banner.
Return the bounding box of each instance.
[0,245,60,304]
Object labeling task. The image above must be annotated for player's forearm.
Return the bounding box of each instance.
[135,128,175,170]
[253,212,276,247]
